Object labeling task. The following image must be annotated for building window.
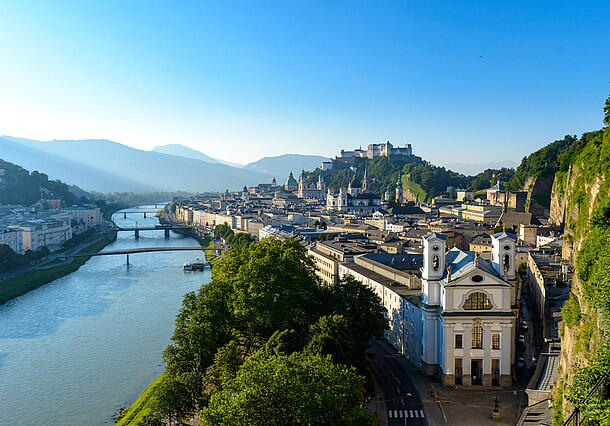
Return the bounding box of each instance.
[492,333,500,350]
[463,292,493,310]
[472,325,483,349]
[455,333,463,349]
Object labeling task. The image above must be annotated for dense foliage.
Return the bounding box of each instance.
[213,223,254,247]
[200,351,374,425]
[141,237,386,424]
[0,244,51,273]
[0,159,81,206]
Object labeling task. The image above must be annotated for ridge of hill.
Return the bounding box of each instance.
[0,158,85,206]
[0,137,272,193]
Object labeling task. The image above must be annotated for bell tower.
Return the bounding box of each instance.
[491,232,516,280]
[421,233,447,307]
[422,233,446,281]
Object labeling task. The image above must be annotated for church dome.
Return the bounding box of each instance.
[285,171,298,187]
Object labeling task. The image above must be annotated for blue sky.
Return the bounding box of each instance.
[0,1,608,168]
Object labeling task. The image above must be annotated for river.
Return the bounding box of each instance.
[0,206,211,425]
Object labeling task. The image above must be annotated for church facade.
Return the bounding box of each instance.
[297,172,326,200]
[326,170,382,213]
[339,231,517,387]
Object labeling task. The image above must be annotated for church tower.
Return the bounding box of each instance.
[317,174,325,191]
[491,232,516,280]
[362,168,368,192]
[395,175,403,205]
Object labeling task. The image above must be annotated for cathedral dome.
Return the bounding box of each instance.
[285,172,298,187]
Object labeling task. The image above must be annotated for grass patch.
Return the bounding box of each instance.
[116,372,165,425]
[0,237,112,304]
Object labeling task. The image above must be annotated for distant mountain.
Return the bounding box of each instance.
[245,154,329,180]
[151,144,243,168]
[0,136,153,192]
[0,136,272,193]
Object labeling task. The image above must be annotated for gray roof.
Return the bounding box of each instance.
[423,232,447,241]
[445,248,499,282]
[491,231,517,241]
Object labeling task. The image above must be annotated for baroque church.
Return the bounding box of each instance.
[296,171,326,200]
[419,232,517,386]
[326,169,382,213]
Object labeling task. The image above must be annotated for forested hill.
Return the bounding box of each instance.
[302,154,515,202]
[0,159,84,206]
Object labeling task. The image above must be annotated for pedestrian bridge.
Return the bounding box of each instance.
[58,246,223,264]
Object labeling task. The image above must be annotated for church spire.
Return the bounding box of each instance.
[362,167,368,192]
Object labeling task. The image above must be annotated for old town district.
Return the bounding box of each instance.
[171,166,568,404]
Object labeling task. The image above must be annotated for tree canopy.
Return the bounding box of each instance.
[154,236,386,424]
[200,351,375,426]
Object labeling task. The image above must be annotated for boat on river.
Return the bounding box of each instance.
[183,258,206,271]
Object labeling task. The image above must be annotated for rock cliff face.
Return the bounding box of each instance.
[523,175,554,218]
[549,126,610,421]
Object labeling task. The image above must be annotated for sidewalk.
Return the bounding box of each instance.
[398,358,522,425]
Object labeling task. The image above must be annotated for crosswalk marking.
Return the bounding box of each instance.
[388,409,426,419]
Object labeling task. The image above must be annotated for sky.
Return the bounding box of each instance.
[0,1,608,168]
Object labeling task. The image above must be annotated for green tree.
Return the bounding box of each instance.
[604,94,610,126]
[200,351,375,425]
[163,282,234,398]
[306,314,359,367]
[325,276,388,370]
[149,375,193,426]
[203,340,245,396]
[214,237,325,347]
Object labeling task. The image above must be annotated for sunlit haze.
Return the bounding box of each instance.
[1,1,608,166]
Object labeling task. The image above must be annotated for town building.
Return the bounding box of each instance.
[340,232,518,387]
[308,239,377,285]
[0,227,24,254]
[18,220,73,252]
[326,173,382,213]
[297,173,326,200]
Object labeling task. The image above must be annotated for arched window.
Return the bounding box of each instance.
[463,292,493,310]
[472,324,483,349]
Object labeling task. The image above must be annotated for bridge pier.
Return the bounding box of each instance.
[164,229,170,239]
[134,229,140,240]
[126,254,130,265]
[123,212,127,219]
[144,212,147,218]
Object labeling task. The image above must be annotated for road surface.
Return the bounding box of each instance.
[368,338,427,426]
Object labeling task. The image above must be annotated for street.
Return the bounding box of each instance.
[368,338,427,426]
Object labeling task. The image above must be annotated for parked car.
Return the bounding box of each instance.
[521,320,528,330]
[516,356,525,368]
[519,334,526,344]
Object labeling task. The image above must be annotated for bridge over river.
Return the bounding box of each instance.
[114,224,195,239]
[58,245,224,265]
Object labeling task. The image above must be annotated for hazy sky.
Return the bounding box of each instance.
[0,1,608,166]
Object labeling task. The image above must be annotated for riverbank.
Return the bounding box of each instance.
[0,236,114,304]
[115,372,166,425]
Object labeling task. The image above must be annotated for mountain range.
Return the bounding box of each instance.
[0,136,328,193]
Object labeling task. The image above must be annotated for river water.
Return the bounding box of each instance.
[0,206,210,425]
